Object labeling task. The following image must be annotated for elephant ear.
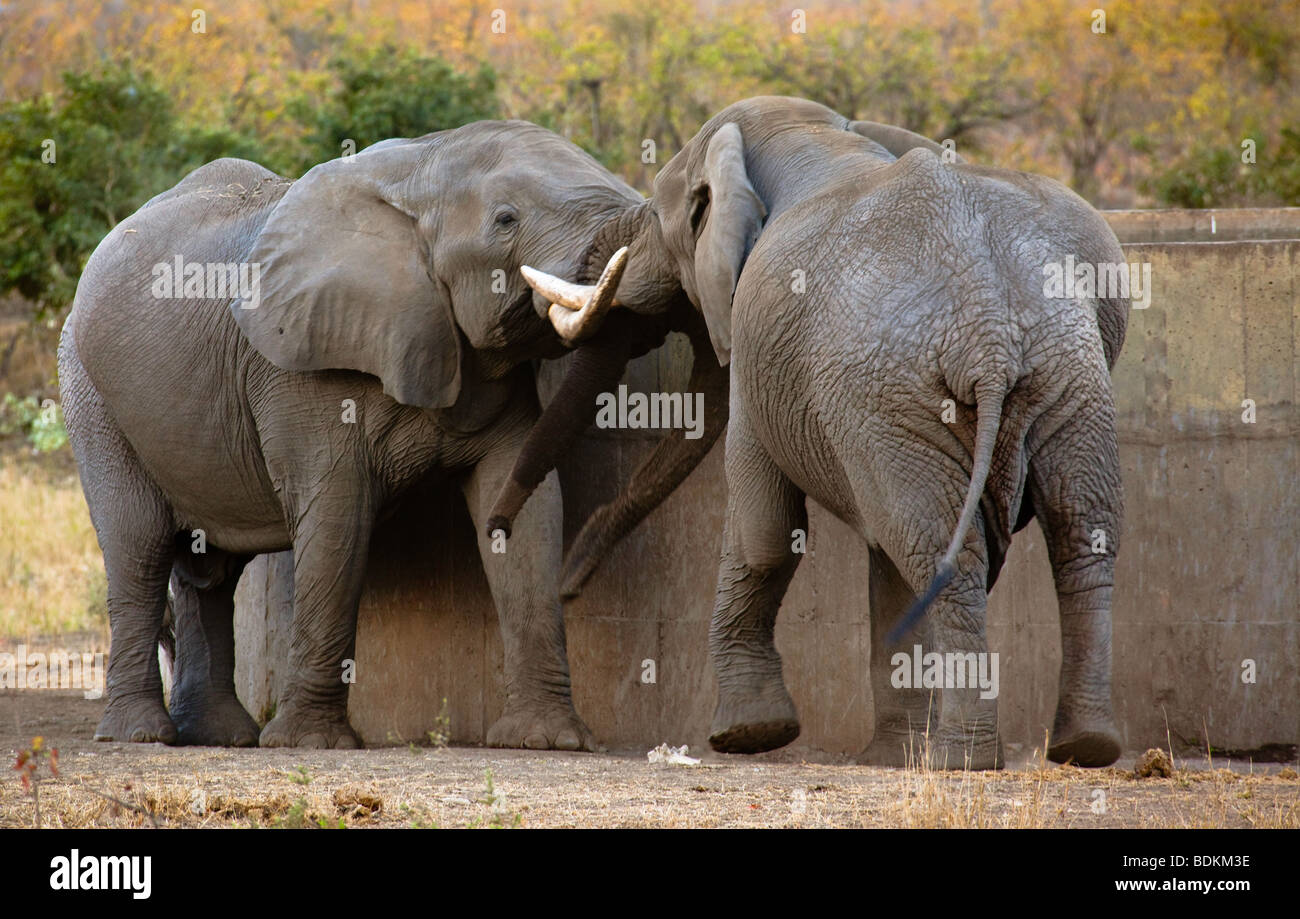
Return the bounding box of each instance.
[692,122,766,366]
[848,120,963,163]
[236,139,462,409]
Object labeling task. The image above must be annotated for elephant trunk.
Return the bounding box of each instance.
[489,200,721,596]
[486,204,665,537]
[559,319,728,598]
[486,325,640,538]
[524,199,679,341]
[582,198,654,286]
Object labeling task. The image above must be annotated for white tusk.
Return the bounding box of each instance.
[525,247,629,342]
[520,265,592,311]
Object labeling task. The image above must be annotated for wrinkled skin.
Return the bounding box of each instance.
[501,97,1129,769]
[59,122,653,750]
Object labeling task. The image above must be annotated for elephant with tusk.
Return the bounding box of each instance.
[494,96,1129,771]
[59,121,672,751]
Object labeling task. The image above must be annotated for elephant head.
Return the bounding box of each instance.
[525,98,963,366]
[234,121,643,410]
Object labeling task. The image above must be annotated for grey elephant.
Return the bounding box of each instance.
[494,97,1130,770]
[59,121,650,749]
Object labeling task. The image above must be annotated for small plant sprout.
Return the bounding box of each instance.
[427,697,451,748]
[14,736,59,828]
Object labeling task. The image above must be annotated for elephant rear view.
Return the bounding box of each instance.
[59,123,647,749]
[503,97,1130,769]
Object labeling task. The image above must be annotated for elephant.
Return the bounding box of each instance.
[494,96,1130,770]
[58,121,655,750]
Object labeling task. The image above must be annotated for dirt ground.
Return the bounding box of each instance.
[2,690,1297,829]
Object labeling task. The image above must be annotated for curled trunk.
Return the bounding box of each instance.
[487,199,668,537]
[486,311,669,537]
[489,199,726,597]
[558,317,727,598]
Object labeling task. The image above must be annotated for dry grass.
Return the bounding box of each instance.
[0,453,106,639]
[1,311,106,640]
[2,694,1297,829]
[5,749,1296,830]
[880,731,1300,829]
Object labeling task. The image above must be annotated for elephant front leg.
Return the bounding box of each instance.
[259,503,372,749]
[464,451,597,751]
[708,429,805,754]
[859,547,938,767]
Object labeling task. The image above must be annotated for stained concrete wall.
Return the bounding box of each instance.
[234,212,1300,757]
[1105,207,1300,243]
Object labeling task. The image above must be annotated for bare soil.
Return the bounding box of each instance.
[3,691,1297,829]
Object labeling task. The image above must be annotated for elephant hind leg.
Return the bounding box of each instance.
[1029,403,1123,768]
[858,547,938,767]
[168,550,259,746]
[708,426,806,754]
[61,345,178,744]
[855,457,1003,770]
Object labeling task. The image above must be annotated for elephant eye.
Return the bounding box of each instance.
[494,209,518,229]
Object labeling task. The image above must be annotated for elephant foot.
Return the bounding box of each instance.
[487,702,600,752]
[861,716,1002,770]
[920,730,1005,771]
[708,687,800,754]
[171,692,260,747]
[93,692,178,744]
[858,705,937,766]
[858,730,927,767]
[259,704,360,749]
[1048,721,1121,767]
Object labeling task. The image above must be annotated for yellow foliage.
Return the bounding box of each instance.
[0,0,1295,203]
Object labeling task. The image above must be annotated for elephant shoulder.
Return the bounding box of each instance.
[140,158,290,213]
[73,160,291,336]
[878,147,963,200]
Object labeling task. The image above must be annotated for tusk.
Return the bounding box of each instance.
[520,264,592,311]
[548,302,590,340]
[523,247,628,342]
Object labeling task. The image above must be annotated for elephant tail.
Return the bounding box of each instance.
[886,379,1006,643]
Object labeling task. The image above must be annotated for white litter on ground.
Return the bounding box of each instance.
[647,743,701,766]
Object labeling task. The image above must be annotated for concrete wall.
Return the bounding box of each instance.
[234,212,1300,757]
[1105,207,1300,243]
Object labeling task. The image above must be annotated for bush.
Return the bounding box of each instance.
[1146,126,1300,208]
[282,45,499,174]
[0,62,263,319]
[0,393,68,453]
